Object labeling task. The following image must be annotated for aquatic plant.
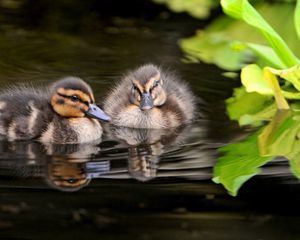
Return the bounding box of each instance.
[213,0,300,195]
[223,0,300,119]
[181,0,300,118]
[153,0,300,195]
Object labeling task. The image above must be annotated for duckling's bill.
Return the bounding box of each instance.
[140,92,153,111]
[86,104,111,122]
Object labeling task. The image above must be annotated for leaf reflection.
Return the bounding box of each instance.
[213,131,272,196]
[214,110,300,196]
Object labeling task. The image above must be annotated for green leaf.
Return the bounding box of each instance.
[241,64,273,95]
[181,2,300,71]
[238,103,277,126]
[215,110,300,195]
[281,90,300,99]
[152,0,219,19]
[180,31,246,71]
[267,65,300,91]
[221,0,299,67]
[226,87,273,122]
[239,43,286,69]
[239,63,300,109]
[263,68,290,110]
[213,131,273,196]
[258,110,294,156]
[295,0,300,40]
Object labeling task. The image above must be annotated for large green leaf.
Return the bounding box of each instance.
[226,86,273,123]
[215,111,300,195]
[181,2,300,71]
[258,110,294,156]
[262,67,290,110]
[241,64,273,95]
[215,110,300,195]
[213,131,273,196]
[239,64,300,110]
[221,0,299,67]
[240,43,286,69]
[238,103,277,126]
[180,31,246,71]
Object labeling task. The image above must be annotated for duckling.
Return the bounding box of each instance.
[0,77,110,144]
[103,64,196,129]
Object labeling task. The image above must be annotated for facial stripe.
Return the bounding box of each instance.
[56,98,65,105]
[64,99,89,111]
[132,80,144,93]
[51,93,89,117]
[54,94,88,109]
[57,88,91,103]
[145,72,161,92]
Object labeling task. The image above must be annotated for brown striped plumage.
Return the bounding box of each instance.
[0,77,110,143]
[103,64,196,129]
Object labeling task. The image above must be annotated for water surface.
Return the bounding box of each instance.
[0,4,299,240]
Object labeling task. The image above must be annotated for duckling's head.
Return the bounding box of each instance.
[50,77,110,121]
[128,64,166,111]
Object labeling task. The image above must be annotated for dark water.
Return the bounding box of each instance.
[0,2,300,240]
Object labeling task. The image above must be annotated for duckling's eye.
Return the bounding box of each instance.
[132,85,139,93]
[153,80,160,88]
[70,95,79,102]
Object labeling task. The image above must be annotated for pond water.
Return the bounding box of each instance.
[0,2,300,240]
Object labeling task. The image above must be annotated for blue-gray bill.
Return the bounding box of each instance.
[140,92,153,111]
[87,103,111,122]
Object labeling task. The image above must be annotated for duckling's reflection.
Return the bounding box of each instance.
[105,125,189,182]
[46,158,92,192]
[47,140,114,191]
[128,145,159,182]
[0,140,109,192]
[0,124,191,190]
